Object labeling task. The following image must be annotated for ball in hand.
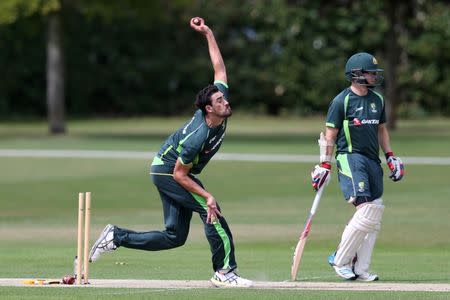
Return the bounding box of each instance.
[193,18,201,25]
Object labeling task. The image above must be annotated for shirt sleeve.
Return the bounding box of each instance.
[379,96,386,124]
[214,80,229,101]
[379,105,386,124]
[326,97,345,128]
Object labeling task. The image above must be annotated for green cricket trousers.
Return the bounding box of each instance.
[113,168,237,272]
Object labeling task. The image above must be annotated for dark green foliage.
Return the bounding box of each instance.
[0,0,448,118]
[0,14,46,116]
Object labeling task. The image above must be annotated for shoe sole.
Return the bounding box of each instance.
[210,278,228,288]
[328,252,359,280]
[356,276,379,282]
[210,278,253,288]
[210,278,235,288]
[333,266,357,280]
[336,274,357,280]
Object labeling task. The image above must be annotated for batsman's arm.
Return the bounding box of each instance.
[378,123,393,154]
[312,128,337,191]
[378,123,404,181]
[323,127,338,163]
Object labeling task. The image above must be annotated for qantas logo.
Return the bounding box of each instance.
[353,118,379,126]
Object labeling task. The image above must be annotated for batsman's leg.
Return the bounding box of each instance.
[353,198,383,281]
[333,202,384,279]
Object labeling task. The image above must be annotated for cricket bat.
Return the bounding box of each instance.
[290,186,325,281]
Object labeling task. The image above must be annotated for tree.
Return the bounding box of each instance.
[399,0,450,117]
[0,0,190,133]
[384,0,406,130]
[0,0,448,121]
[0,0,65,134]
[46,10,65,134]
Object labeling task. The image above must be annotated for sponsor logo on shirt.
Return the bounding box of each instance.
[203,133,225,154]
[355,106,363,112]
[211,132,225,151]
[353,118,379,126]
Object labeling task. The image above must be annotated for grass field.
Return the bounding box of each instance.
[0,117,449,299]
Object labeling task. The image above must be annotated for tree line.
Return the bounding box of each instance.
[0,0,448,134]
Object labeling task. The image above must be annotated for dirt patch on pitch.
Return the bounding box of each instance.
[1,278,449,292]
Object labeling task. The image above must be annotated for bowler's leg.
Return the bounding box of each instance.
[207,215,237,272]
[188,191,237,272]
[113,173,193,250]
[114,194,192,250]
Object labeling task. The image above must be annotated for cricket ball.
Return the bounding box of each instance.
[62,275,75,285]
[193,18,200,25]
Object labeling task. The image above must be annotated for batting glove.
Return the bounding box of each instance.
[311,162,331,191]
[385,152,404,182]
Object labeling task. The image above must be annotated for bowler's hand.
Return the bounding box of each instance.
[206,195,222,224]
[190,17,210,35]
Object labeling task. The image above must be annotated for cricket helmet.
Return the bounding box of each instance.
[345,52,384,85]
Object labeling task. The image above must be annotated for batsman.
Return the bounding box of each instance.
[311,52,404,281]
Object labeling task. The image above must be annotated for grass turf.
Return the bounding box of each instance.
[0,117,449,299]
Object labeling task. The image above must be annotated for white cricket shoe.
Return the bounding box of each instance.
[210,271,253,288]
[356,272,379,282]
[333,265,357,280]
[89,224,117,262]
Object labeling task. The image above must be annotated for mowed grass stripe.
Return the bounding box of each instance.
[0,149,449,165]
[1,118,449,298]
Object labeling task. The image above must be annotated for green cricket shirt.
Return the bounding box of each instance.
[152,81,229,174]
[326,87,386,162]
